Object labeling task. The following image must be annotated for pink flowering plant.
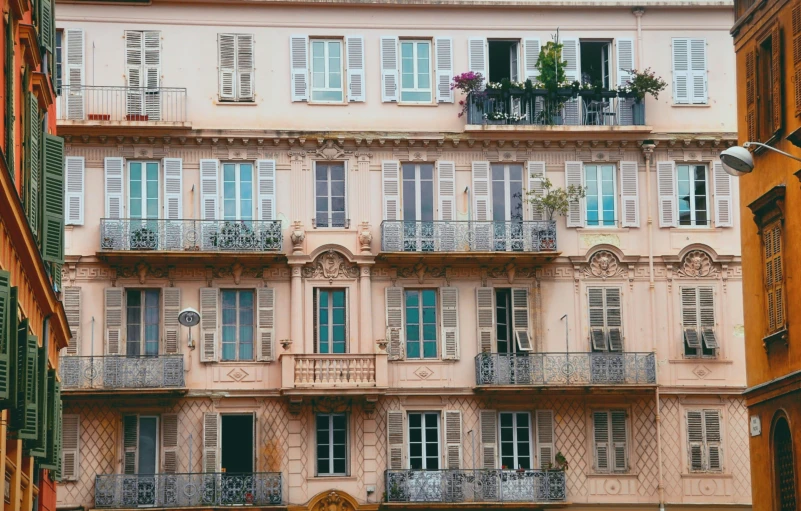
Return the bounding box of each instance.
[623,68,668,101]
[451,71,485,117]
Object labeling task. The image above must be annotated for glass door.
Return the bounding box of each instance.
[138,417,158,507]
[408,412,442,502]
[402,163,435,251]
[491,164,524,251]
[129,162,159,250]
[221,163,255,250]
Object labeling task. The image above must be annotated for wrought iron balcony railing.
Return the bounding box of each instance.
[380,220,556,253]
[99,219,283,252]
[95,473,282,508]
[59,355,185,390]
[475,352,656,386]
[58,85,188,123]
[385,469,566,503]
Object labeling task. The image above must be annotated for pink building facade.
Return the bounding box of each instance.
[54,1,750,510]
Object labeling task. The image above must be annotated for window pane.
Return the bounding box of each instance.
[138,418,158,475]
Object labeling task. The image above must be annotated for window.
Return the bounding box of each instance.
[124,30,161,119]
[405,289,437,359]
[773,417,797,511]
[218,34,254,102]
[222,163,254,221]
[55,29,63,94]
[686,409,722,472]
[408,412,439,469]
[680,287,717,358]
[499,412,532,470]
[491,288,533,354]
[401,163,435,251]
[128,162,159,220]
[491,164,524,251]
[757,34,774,141]
[672,38,707,105]
[315,163,346,227]
[220,414,254,473]
[316,413,348,476]
[123,415,159,475]
[584,164,616,227]
[677,164,708,226]
[593,410,628,472]
[763,221,785,335]
[221,290,254,361]
[61,414,81,481]
[315,288,346,354]
[580,41,611,90]
[310,39,344,102]
[126,289,160,356]
[400,40,432,103]
[587,287,622,352]
[487,40,520,83]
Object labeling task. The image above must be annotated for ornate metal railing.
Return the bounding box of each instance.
[385,469,566,503]
[59,355,185,389]
[99,219,283,252]
[380,220,556,253]
[58,85,188,123]
[95,473,282,508]
[475,352,656,386]
[294,355,376,387]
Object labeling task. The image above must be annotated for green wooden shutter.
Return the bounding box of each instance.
[0,270,10,402]
[25,92,41,237]
[39,0,53,52]
[28,345,48,456]
[2,288,19,410]
[53,400,63,480]
[5,15,14,183]
[14,327,39,440]
[42,134,64,264]
[41,371,60,470]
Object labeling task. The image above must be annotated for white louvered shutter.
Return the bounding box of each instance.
[656,161,677,227]
[104,157,124,219]
[468,37,488,80]
[257,287,275,362]
[63,287,81,355]
[476,287,495,353]
[143,31,161,120]
[290,35,309,102]
[346,35,365,102]
[605,288,623,352]
[619,161,639,227]
[382,161,401,221]
[588,288,608,351]
[387,410,405,470]
[472,161,491,221]
[435,37,454,103]
[713,161,732,227]
[704,410,722,471]
[437,161,456,221]
[444,410,463,469]
[257,159,277,221]
[593,411,610,471]
[161,414,179,473]
[237,34,254,101]
[699,287,718,350]
[690,38,708,104]
[686,410,704,471]
[162,288,181,354]
[65,157,85,225]
[561,37,581,124]
[65,29,85,120]
[527,161,546,221]
[123,415,138,474]
[104,288,123,355]
[125,31,144,115]
[203,413,221,472]
[536,410,554,469]
[611,410,628,471]
[565,161,584,227]
[511,288,532,351]
[616,38,635,125]
[523,38,541,81]
[440,287,460,360]
[199,288,219,362]
[480,410,498,469]
[672,38,690,104]
[681,287,701,350]
[61,415,81,480]
[385,286,405,361]
[163,158,183,220]
[380,36,399,102]
[218,34,236,100]
[200,160,220,220]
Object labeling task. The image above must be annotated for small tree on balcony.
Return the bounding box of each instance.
[451,71,485,117]
[526,178,586,221]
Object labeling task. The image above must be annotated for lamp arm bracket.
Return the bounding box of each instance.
[743,141,801,163]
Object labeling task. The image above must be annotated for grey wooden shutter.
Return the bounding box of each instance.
[257,287,275,362]
[443,410,462,469]
[476,287,495,353]
[104,157,124,219]
[561,37,581,124]
[616,38,635,125]
[290,35,308,102]
[472,161,491,221]
[382,160,401,221]
[163,158,183,220]
[346,35,365,102]
[440,287,459,360]
[104,288,123,355]
[161,414,179,473]
[527,161,546,221]
[511,288,532,351]
[257,159,277,221]
[704,410,722,471]
[218,34,236,100]
[123,415,138,474]
[656,161,677,228]
[605,288,623,352]
[681,287,701,350]
[236,34,254,101]
[611,410,628,471]
[523,38,541,81]
[199,288,219,362]
[468,37,488,80]
[203,412,220,472]
[63,287,81,355]
[689,38,707,104]
[713,161,733,227]
[435,37,454,103]
[385,286,405,361]
[479,410,497,469]
[143,31,161,120]
[672,38,690,104]
[200,160,220,221]
[535,410,554,469]
[61,414,80,481]
[619,161,639,227]
[162,288,181,354]
[699,287,718,350]
[380,36,399,102]
[387,410,405,470]
[65,28,85,120]
[564,161,584,227]
[437,161,456,221]
[593,411,610,471]
[65,156,85,225]
[686,410,704,471]
[588,288,608,351]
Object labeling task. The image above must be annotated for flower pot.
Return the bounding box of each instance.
[632,100,646,126]
[578,90,596,98]
[600,90,618,99]
[557,87,575,98]
[530,88,548,96]
[551,114,563,125]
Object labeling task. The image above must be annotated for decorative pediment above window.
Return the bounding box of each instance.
[677,250,720,279]
[582,250,627,279]
[748,184,785,229]
[303,249,359,280]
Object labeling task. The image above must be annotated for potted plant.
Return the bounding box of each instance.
[451,71,485,118]
[526,178,587,222]
[535,40,573,125]
[624,68,668,125]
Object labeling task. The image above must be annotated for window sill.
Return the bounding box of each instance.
[680,472,731,479]
[308,101,349,106]
[391,359,452,364]
[214,100,258,106]
[671,103,711,108]
[668,358,732,365]
[585,472,639,478]
[397,102,438,107]
[576,227,629,234]
[669,226,723,233]
[307,476,356,482]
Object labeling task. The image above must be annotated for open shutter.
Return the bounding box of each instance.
[435,37,454,103]
[163,158,183,220]
[704,410,722,471]
[468,37,488,80]
[616,38,635,125]
[163,288,181,355]
[443,410,462,469]
[123,415,138,474]
[771,23,783,131]
[511,288,532,351]
[104,157,124,219]
[387,410,405,470]
[686,410,704,471]
[200,160,220,220]
[561,37,581,124]
[161,414,179,473]
[656,161,677,228]
[63,287,81,355]
[611,410,628,471]
[290,35,309,102]
[104,288,123,355]
[681,287,701,349]
[527,162,546,221]
[619,161,639,227]
[593,411,610,471]
[38,0,52,54]
[746,48,756,142]
[382,161,401,221]
[479,410,497,469]
[203,413,220,472]
[257,287,275,362]
[588,288,607,351]
[380,36,399,102]
[61,414,80,480]
[440,287,459,360]
[14,329,38,439]
[218,34,236,100]
[523,38,541,81]
[25,92,41,236]
[2,290,18,410]
[606,288,623,352]
[65,29,85,120]
[690,38,708,105]
[199,288,219,362]
[794,5,801,117]
[385,287,405,361]
[565,161,584,227]
[346,35,365,102]
[535,410,554,469]
[31,346,49,455]
[65,157,85,225]
[712,161,732,227]
[472,161,491,221]
[257,160,277,221]
[237,34,254,101]
[672,38,690,104]
[699,287,718,350]
[0,272,10,400]
[437,161,456,221]
[476,287,495,353]
[42,134,65,264]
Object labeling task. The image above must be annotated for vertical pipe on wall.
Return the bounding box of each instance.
[359,265,373,352]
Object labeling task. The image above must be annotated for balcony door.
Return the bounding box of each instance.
[315,288,347,354]
[222,163,254,221]
[122,415,159,508]
[220,414,256,505]
[491,164,524,251]
[407,412,442,502]
[125,30,161,121]
[126,290,160,357]
[128,161,160,249]
[402,163,435,251]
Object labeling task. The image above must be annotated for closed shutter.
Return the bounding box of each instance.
[200,160,220,220]
[437,161,456,221]
[673,38,690,104]
[61,414,80,481]
[564,161,584,227]
[257,287,275,362]
[2,288,18,409]
[527,161,546,221]
[561,38,581,124]
[511,288,532,351]
[793,5,801,117]
[686,410,704,471]
[746,48,756,142]
[656,161,677,228]
[588,288,607,351]
[386,410,405,470]
[65,157,85,225]
[443,410,462,469]
[435,37,454,103]
[616,38,635,125]
[690,38,708,105]
[163,158,183,220]
[382,160,401,221]
[199,288,219,362]
[161,414,179,473]
[39,0,53,50]
[713,161,732,227]
[65,29,85,120]
[764,222,785,333]
[704,410,722,471]
[105,288,123,355]
[476,287,495,353]
[479,410,497,469]
[237,34,254,101]
[143,31,161,120]
[611,410,628,471]
[472,161,491,221]
[699,287,718,350]
[0,271,9,399]
[63,287,82,355]
[380,36,399,102]
[123,415,138,474]
[203,412,220,472]
[42,373,61,470]
[290,35,309,102]
[606,288,623,352]
[257,160,277,221]
[385,287,405,361]
[468,37,488,80]
[25,92,40,236]
[125,31,143,115]
[619,161,639,227]
[346,35,365,102]
[681,287,701,349]
[593,411,610,471]
[440,287,459,360]
[218,34,236,100]
[14,330,38,439]
[31,346,49,455]
[523,38,541,81]
[104,157,125,219]
[162,288,181,354]
[42,135,65,264]
[535,410,554,469]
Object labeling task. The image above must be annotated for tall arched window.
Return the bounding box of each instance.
[774,417,797,511]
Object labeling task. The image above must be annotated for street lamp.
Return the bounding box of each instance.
[720,141,801,177]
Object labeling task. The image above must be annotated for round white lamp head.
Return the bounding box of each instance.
[720,145,754,177]
[178,307,201,327]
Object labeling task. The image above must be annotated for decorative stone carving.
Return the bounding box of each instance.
[582,250,627,279]
[677,250,719,278]
[396,263,447,283]
[312,397,352,414]
[279,339,292,352]
[303,250,359,280]
[290,221,305,254]
[358,222,372,253]
[376,339,388,352]
[312,491,355,511]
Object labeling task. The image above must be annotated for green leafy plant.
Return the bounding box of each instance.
[536,41,567,94]
[526,178,587,221]
[623,68,668,101]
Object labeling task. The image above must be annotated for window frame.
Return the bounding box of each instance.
[126,415,160,475]
[592,409,629,473]
[127,160,160,220]
[404,288,438,360]
[685,408,723,473]
[315,413,349,476]
[220,289,255,362]
[125,289,161,357]
[680,286,717,359]
[490,163,525,223]
[676,163,710,228]
[309,38,345,104]
[587,286,623,352]
[399,39,433,104]
[407,411,441,470]
[314,161,348,228]
[763,220,786,336]
[401,163,435,223]
[498,411,532,470]
[221,161,255,221]
[217,33,254,103]
[55,28,63,95]
[315,288,348,354]
[583,163,617,228]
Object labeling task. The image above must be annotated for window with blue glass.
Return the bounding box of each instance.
[405,289,437,359]
[311,39,344,103]
[316,413,348,476]
[677,164,708,226]
[585,164,616,227]
[222,162,254,220]
[400,40,432,103]
[315,163,347,228]
[128,161,159,219]
[126,289,160,356]
[316,289,347,354]
[221,290,254,361]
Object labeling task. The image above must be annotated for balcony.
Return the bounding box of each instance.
[57,85,188,127]
[385,469,566,504]
[281,353,387,396]
[94,473,282,509]
[59,355,185,391]
[475,352,656,388]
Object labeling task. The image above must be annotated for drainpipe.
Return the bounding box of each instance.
[633,8,645,70]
